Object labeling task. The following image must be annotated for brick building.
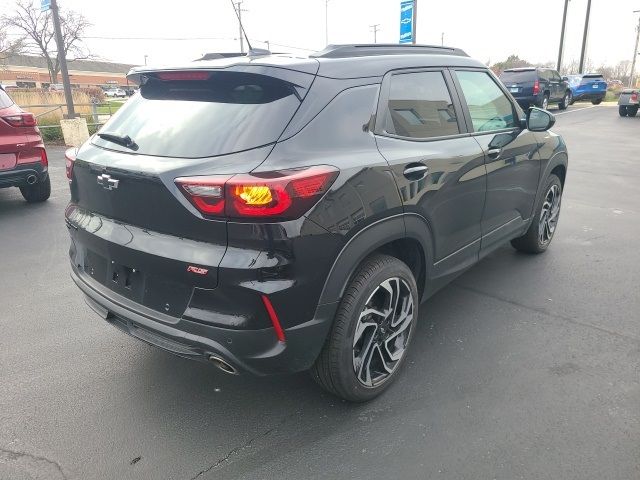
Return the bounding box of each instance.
[0,54,135,89]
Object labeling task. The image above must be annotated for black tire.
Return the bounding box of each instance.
[619,105,628,117]
[511,174,562,254]
[311,254,418,402]
[19,175,51,203]
[591,98,603,105]
[558,91,571,110]
[628,106,639,117]
[538,94,549,110]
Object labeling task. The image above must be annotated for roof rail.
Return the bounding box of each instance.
[310,44,468,59]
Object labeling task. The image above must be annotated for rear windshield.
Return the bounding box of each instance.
[499,70,536,83]
[92,71,303,158]
[0,88,14,109]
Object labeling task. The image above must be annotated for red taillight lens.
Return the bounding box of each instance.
[631,92,639,103]
[175,176,230,214]
[156,71,211,81]
[40,148,48,167]
[175,166,338,220]
[65,147,77,182]
[2,112,37,127]
[533,80,540,95]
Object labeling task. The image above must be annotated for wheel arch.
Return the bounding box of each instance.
[316,213,434,308]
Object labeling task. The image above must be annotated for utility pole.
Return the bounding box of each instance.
[441,32,444,46]
[144,55,148,66]
[557,0,570,72]
[50,0,75,118]
[412,0,417,44]
[578,0,592,73]
[325,0,329,46]
[370,24,380,43]
[630,11,640,88]
[234,1,246,53]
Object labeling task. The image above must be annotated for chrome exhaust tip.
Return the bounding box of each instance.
[26,175,37,185]
[208,355,238,375]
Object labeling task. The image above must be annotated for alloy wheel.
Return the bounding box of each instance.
[352,277,414,387]
[538,184,561,245]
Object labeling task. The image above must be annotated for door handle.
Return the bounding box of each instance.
[486,148,502,160]
[403,164,429,180]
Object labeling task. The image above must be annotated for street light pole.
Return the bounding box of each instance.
[50,0,75,118]
[325,0,329,46]
[370,24,380,44]
[412,0,417,44]
[578,0,592,73]
[629,11,640,88]
[144,55,148,66]
[557,0,570,72]
[234,1,245,53]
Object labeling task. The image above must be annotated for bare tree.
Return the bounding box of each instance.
[0,0,91,83]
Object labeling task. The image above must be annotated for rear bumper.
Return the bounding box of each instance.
[0,162,47,188]
[572,91,605,101]
[72,265,339,375]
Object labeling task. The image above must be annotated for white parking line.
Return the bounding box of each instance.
[554,105,600,116]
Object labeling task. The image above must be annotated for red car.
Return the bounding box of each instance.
[0,85,50,202]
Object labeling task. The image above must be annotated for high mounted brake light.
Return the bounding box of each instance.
[175,166,338,220]
[156,71,211,81]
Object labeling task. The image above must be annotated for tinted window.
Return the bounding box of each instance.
[456,71,516,132]
[499,70,536,83]
[384,72,459,139]
[0,88,14,109]
[92,71,302,158]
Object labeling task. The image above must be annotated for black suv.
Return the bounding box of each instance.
[66,44,568,402]
[500,67,572,110]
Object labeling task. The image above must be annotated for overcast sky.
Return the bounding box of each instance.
[1,0,639,69]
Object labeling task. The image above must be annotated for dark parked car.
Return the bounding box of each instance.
[617,89,639,117]
[500,67,572,110]
[566,74,607,105]
[0,85,50,202]
[65,44,568,402]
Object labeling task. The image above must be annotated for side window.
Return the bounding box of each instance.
[538,70,549,82]
[455,70,517,133]
[384,71,460,139]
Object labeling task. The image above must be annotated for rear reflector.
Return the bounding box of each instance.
[156,71,211,81]
[175,165,338,220]
[261,294,286,343]
[2,112,37,127]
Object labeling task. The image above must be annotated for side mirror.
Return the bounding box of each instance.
[527,107,556,132]
[562,76,569,82]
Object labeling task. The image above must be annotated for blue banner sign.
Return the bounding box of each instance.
[399,0,414,44]
[41,0,51,12]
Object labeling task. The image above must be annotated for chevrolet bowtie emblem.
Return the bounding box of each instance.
[97,173,119,190]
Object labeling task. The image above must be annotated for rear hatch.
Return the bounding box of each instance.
[573,74,607,95]
[500,69,537,98]
[67,62,317,317]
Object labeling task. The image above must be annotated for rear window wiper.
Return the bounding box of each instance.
[96,132,139,151]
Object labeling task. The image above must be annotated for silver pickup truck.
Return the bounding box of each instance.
[618,89,639,117]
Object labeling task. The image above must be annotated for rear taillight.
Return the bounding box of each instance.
[65,147,77,182]
[533,80,540,95]
[1,112,37,127]
[40,148,48,167]
[631,92,639,103]
[175,165,338,220]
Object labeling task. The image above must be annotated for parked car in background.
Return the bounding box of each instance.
[0,85,50,202]
[66,44,567,402]
[565,74,607,105]
[499,67,572,110]
[104,88,126,98]
[48,83,64,92]
[618,89,639,117]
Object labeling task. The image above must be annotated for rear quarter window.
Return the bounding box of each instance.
[0,89,14,109]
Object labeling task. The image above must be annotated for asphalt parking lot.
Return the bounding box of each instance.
[1,104,638,480]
